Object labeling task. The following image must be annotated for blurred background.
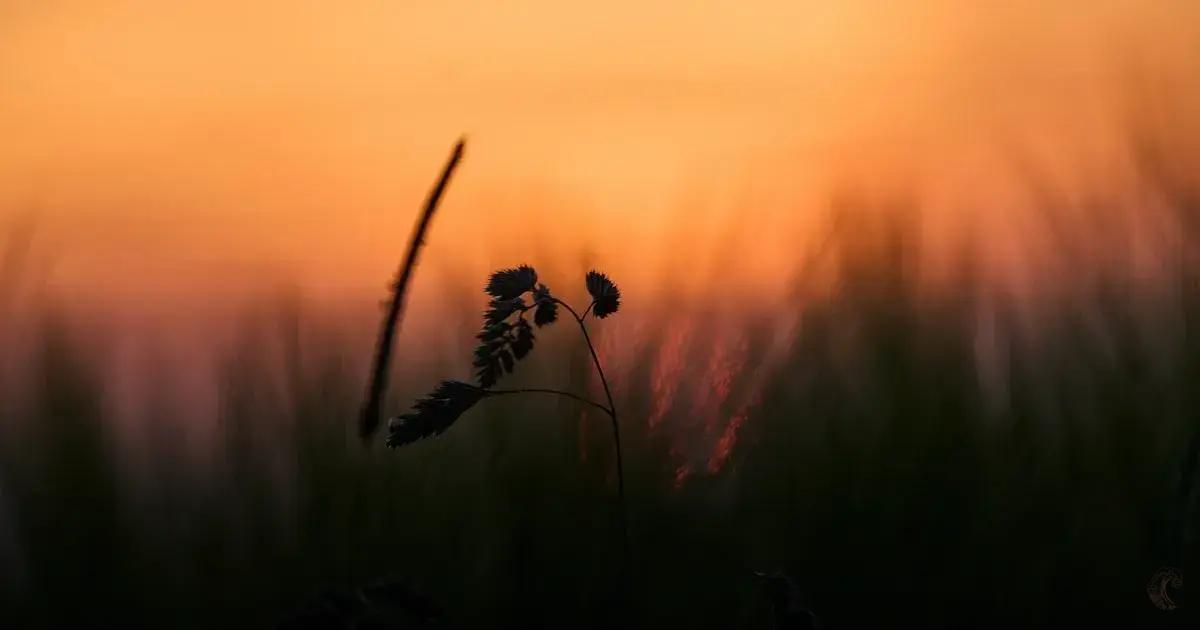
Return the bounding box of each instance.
[3,1,1200,627]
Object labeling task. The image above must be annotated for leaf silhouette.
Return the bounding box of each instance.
[472,274,554,386]
[387,380,485,447]
[585,270,621,318]
[485,297,525,326]
[511,318,535,358]
[533,283,558,327]
[473,327,520,387]
[485,265,537,300]
[498,348,514,373]
[478,322,510,343]
[473,350,503,388]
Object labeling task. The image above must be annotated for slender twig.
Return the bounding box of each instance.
[550,297,583,321]
[551,297,629,559]
[483,387,611,416]
[360,138,465,441]
[579,299,597,323]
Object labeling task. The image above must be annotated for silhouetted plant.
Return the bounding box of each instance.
[384,265,629,554]
[359,139,465,440]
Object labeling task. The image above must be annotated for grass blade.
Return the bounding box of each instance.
[359,138,465,441]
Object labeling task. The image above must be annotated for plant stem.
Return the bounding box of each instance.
[483,387,611,416]
[360,138,465,441]
[579,298,597,323]
[552,297,630,561]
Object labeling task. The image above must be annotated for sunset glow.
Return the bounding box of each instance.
[6,3,1200,625]
[4,2,1198,307]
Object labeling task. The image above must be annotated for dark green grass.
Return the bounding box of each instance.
[4,138,1200,627]
[4,252,1198,630]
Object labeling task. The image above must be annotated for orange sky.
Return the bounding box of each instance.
[3,0,1200,462]
[2,1,1199,311]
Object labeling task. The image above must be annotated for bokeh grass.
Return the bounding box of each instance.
[3,128,1200,628]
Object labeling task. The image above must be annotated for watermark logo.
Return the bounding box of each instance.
[1147,567,1183,611]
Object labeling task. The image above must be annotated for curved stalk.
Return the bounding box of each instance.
[483,387,610,416]
[360,139,465,440]
[551,297,629,560]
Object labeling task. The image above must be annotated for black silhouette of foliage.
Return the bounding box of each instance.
[472,269,560,386]
[473,316,525,387]
[533,283,557,326]
[485,265,538,300]
[586,270,621,318]
[511,318,535,358]
[383,264,627,567]
[484,296,525,326]
[387,265,624,449]
[387,380,485,447]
